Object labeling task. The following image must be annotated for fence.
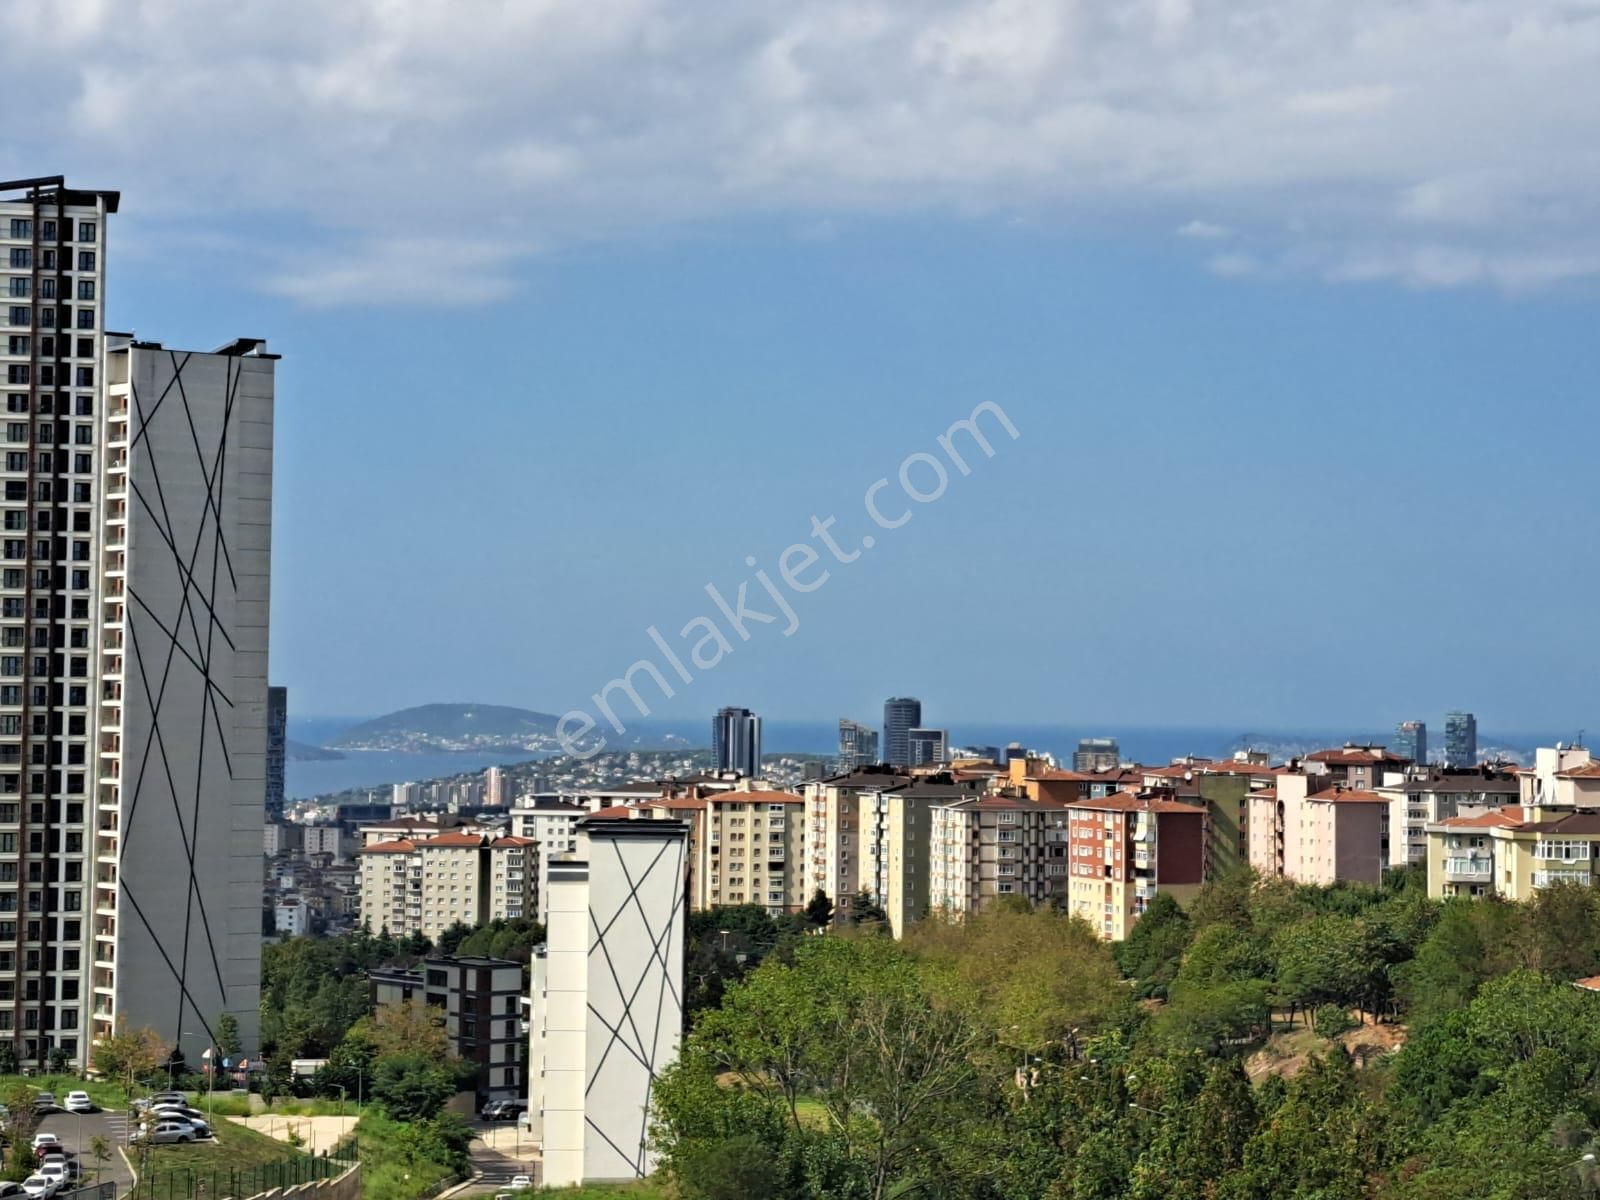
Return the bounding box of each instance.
[59,1183,117,1200]
[128,1141,361,1200]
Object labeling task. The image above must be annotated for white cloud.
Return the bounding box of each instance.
[8,0,1600,305]
[1177,219,1229,239]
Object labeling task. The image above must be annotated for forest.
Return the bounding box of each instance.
[653,869,1600,1200]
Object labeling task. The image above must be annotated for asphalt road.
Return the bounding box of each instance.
[460,1120,541,1194]
[34,1108,136,1195]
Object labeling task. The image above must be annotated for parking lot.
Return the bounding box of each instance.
[461,1119,541,1194]
[34,1107,136,1195]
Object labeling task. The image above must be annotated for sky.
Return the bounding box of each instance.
[10,0,1600,731]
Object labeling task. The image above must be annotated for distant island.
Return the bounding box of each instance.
[326,702,574,753]
[286,739,344,762]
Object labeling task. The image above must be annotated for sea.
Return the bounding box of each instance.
[286,714,1553,802]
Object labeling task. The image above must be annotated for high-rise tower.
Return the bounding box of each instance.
[711,706,761,776]
[882,697,922,768]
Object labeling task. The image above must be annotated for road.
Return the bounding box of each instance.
[35,1107,136,1195]
[458,1120,541,1194]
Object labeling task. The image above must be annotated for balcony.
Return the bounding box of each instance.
[1133,879,1157,900]
[1533,870,1593,889]
[1442,856,1492,883]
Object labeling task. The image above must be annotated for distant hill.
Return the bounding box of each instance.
[286,739,344,762]
[327,703,567,753]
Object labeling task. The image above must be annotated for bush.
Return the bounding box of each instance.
[371,1053,454,1122]
[1314,1004,1356,1038]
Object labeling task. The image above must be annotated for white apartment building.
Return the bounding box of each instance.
[511,798,586,920]
[0,176,274,1070]
[698,790,806,915]
[358,832,537,940]
[1378,765,1519,867]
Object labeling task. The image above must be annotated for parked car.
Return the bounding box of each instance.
[132,1121,197,1145]
[151,1107,211,1133]
[30,1133,60,1153]
[0,1181,26,1198]
[19,1175,57,1199]
[63,1092,93,1114]
[509,1175,533,1190]
[38,1162,76,1188]
[30,1093,55,1112]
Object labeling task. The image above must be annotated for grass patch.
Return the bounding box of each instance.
[201,1093,370,1119]
[128,1118,338,1200]
[353,1111,459,1200]
[0,1073,129,1110]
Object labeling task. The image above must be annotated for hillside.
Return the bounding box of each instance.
[326,703,566,752]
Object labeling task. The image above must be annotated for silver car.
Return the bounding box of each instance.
[134,1120,197,1145]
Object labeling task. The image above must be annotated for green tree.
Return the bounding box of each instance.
[91,1019,166,1098]
[372,1052,457,1121]
[848,890,888,927]
[208,1012,241,1062]
[1114,891,1190,999]
[804,889,834,928]
[87,1135,112,1183]
[1129,1060,1258,1200]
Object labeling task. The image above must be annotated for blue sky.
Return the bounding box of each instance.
[19,1,1600,729]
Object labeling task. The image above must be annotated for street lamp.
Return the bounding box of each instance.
[1128,1102,1168,1117]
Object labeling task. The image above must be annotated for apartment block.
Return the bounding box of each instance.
[1378,764,1519,868]
[928,793,1071,916]
[698,789,805,915]
[357,832,537,939]
[801,767,910,919]
[530,818,687,1187]
[370,954,527,1104]
[1064,792,1206,941]
[859,778,981,937]
[511,798,587,920]
[1248,772,1389,885]
[1427,804,1600,900]
[1519,744,1600,808]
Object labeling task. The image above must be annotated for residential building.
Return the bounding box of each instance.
[267,686,288,819]
[356,813,488,847]
[1378,765,1519,867]
[1519,744,1600,809]
[483,765,513,809]
[1303,744,1411,790]
[801,766,909,920]
[1444,711,1478,768]
[1393,720,1427,767]
[264,821,304,857]
[1064,792,1206,941]
[1426,803,1600,900]
[882,697,922,768]
[837,718,879,770]
[907,727,948,767]
[302,824,349,861]
[511,798,587,919]
[858,778,984,937]
[274,899,310,937]
[530,817,687,1187]
[1248,772,1389,885]
[711,707,761,776]
[698,789,806,914]
[1073,738,1121,773]
[928,793,1071,916]
[392,781,422,813]
[369,955,527,1104]
[0,170,278,1068]
[357,833,538,939]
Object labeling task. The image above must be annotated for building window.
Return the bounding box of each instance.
[77,252,95,272]
[77,223,95,243]
[76,281,94,301]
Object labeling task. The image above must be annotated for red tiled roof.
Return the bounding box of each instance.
[644,797,708,811]
[1072,790,1204,815]
[1306,747,1408,766]
[1574,976,1600,992]
[489,836,537,848]
[589,804,637,820]
[1309,788,1390,805]
[360,839,416,854]
[1557,762,1600,779]
[424,831,490,847]
[1437,806,1524,829]
[713,790,805,805]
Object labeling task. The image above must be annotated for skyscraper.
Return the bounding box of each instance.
[266,685,288,820]
[1394,720,1427,766]
[908,728,949,767]
[838,718,879,770]
[0,176,275,1069]
[711,706,762,775]
[1444,712,1478,768]
[883,697,922,768]
[1073,737,1121,772]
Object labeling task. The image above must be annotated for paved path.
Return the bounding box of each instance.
[458,1121,541,1195]
[35,1108,136,1194]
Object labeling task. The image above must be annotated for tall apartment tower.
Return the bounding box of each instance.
[1444,712,1478,768]
[1394,720,1427,766]
[1073,737,1121,772]
[837,718,879,770]
[710,706,761,776]
[882,697,922,768]
[266,685,288,820]
[907,727,948,767]
[0,176,275,1070]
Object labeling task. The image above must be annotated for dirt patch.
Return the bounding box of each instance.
[1245,1015,1409,1082]
[227,1114,357,1156]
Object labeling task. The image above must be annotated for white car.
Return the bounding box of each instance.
[152,1108,211,1136]
[509,1175,533,1190]
[19,1176,57,1199]
[36,1165,68,1189]
[63,1091,93,1114]
[30,1133,60,1153]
